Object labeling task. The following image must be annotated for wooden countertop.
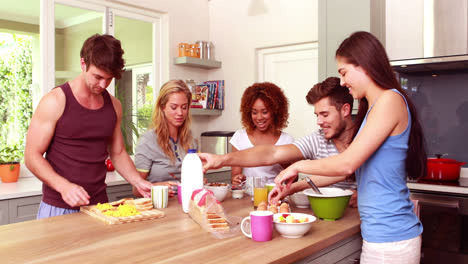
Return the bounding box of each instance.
[0,195,361,264]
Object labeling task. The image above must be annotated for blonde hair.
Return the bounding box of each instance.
[151,80,193,163]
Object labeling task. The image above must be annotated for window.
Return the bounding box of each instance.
[0,1,39,159]
[0,0,166,159]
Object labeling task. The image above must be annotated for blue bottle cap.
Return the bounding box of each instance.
[187,149,197,153]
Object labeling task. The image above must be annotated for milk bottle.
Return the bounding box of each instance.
[181,149,204,213]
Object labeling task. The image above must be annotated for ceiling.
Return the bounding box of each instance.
[0,0,99,28]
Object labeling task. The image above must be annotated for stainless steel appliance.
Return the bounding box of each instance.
[410,188,468,264]
[200,131,234,155]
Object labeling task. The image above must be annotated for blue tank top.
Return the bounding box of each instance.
[355,89,422,243]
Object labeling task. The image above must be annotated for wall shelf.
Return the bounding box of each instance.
[191,108,222,116]
[174,57,222,69]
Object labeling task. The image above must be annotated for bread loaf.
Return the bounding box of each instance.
[188,189,229,232]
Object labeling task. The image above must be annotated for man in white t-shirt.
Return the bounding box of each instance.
[198,77,357,206]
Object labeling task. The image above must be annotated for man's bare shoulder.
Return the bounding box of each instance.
[109,93,122,116]
[35,88,66,120]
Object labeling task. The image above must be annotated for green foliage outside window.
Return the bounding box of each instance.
[137,85,153,130]
[0,33,33,162]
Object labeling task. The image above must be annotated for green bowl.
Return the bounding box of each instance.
[304,188,353,221]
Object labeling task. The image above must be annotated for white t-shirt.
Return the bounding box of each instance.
[230,129,295,195]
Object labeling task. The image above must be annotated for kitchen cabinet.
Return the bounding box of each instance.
[384,0,424,61]
[8,195,42,224]
[318,0,372,80]
[0,200,8,225]
[0,184,137,226]
[0,195,42,225]
[297,233,362,264]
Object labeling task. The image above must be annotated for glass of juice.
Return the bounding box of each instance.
[266,183,275,196]
[253,176,267,208]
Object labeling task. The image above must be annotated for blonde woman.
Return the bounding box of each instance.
[133,80,196,197]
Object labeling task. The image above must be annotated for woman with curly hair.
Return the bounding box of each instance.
[230,82,294,195]
[133,80,196,198]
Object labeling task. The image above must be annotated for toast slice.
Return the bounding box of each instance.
[125,198,154,211]
[109,198,134,206]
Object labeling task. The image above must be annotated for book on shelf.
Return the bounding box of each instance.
[202,80,224,110]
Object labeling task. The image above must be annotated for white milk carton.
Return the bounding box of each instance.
[181,149,204,213]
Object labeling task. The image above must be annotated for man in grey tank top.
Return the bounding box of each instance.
[25,34,153,218]
[199,77,357,206]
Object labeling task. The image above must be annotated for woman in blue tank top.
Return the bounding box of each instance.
[274,31,427,264]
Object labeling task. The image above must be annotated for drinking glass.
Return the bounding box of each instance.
[253,176,267,208]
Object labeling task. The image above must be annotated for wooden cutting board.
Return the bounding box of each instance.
[80,205,165,225]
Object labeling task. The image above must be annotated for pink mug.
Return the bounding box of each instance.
[177,184,182,204]
[241,211,273,242]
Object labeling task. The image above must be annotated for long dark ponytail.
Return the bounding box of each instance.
[336,31,427,180]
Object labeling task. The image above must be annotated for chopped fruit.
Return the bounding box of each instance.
[277,214,310,223]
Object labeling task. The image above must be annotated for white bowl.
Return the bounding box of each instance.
[204,183,230,202]
[290,191,310,208]
[231,189,245,199]
[273,213,316,238]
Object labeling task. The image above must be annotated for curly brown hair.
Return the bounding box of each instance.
[240,82,289,134]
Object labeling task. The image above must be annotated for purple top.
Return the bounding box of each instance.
[43,82,117,209]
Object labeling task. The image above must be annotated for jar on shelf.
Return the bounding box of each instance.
[196,40,208,60]
[178,43,189,57]
[188,44,199,58]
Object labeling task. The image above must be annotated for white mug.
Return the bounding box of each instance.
[151,186,168,209]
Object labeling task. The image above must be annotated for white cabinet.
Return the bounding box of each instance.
[318,0,372,79]
[384,0,424,61]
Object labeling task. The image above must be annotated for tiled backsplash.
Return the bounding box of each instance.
[399,71,468,165]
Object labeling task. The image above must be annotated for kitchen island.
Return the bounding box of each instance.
[0,194,361,263]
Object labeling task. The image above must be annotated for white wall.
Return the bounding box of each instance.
[199,0,318,139]
[128,0,211,83]
[128,0,317,140]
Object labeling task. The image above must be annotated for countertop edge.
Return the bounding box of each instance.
[0,168,232,200]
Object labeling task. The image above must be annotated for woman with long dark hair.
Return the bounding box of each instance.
[272,31,426,263]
